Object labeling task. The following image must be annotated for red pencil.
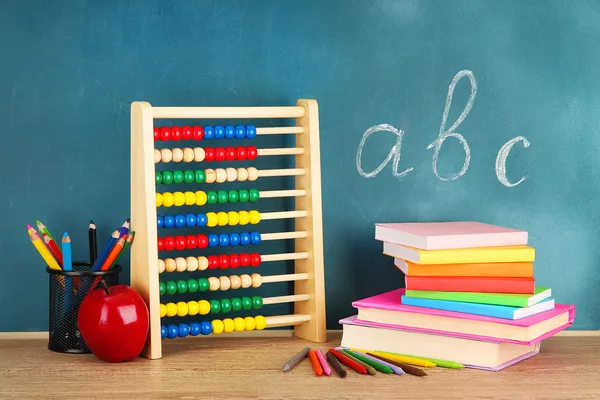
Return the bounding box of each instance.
[43,232,63,267]
[329,348,368,374]
[308,350,323,376]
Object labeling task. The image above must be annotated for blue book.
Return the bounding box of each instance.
[401,295,555,320]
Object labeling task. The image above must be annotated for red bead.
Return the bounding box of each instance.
[247,146,258,160]
[154,127,160,141]
[157,237,165,251]
[236,146,247,161]
[250,253,261,267]
[197,234,208,248]
[159,127,171,141]
[186,234,197,249]
[165,237,176,251]
[192,126,204,140]
[215,147,226,162]
[219,254,229,269]
[175,236,187,251]
[225,147,236,161]
[229,254,240,269]
[181,126,192,140]
[208,255,219,270]
[204,147,215,162]
[239,253,250,267]
[171,126,182,141]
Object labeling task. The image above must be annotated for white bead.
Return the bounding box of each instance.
[237,168,249,182]
[247,167,258,181]
[215,168,227,183]
[194,147,205,162]
[205,169,216,183]
[183,148,195,162]
[226,167,237,182]
[154,149,161,163]
[160,148,173,163]
[219,276,231,291]
[197,256,209,271]
[172,148,184,163]
[158,259,165,274]
[165,258,176,273]
[175,257,187,272]
[186,256,199,272]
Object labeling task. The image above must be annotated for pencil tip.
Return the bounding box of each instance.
[283,365,291,372]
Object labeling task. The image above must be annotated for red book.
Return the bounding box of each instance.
[405,276,535,294]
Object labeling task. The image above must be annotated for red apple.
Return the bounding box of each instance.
[78,284,149,362]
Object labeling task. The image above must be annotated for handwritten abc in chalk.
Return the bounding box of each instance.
[355,70,530,188]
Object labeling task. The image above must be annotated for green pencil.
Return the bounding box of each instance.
[344,349,394,374]
[378,351,464,369]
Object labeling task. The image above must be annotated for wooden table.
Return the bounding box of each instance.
[1,334,598,399]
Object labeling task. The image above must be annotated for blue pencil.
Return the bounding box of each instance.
[118,218,130,238]
[62,233,72,309]
[91,229,120,270]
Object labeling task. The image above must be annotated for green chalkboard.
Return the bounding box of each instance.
[0,0,597,332]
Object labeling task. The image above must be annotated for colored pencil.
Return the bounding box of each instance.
[92,229,119,271]
[383,353,464,369]
[29,231,61,270]
[344,349,394,374]
[349,350,404,375]
[315,349,331,376]
[366,353,427,377]
[308,350,323,376]
[329,349,367,375]
[340,349,377,375]
[326,351,347,378]
[43,233,63,267]
[111,231,134,269]
[62,233,73,303]
[118,218,130,238]
[100,236,126,271]
[351,349,437,368]
[36,220,53,240]
[283,347,310,372]
[26,224,35,235]
[89,220,97,265]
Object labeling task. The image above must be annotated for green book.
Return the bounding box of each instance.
[404,286,551,308]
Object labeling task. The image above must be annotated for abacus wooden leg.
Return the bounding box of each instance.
[130,101,162,360]
[293,99,327,342]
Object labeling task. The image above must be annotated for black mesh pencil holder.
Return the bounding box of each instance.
[46,263,121,354]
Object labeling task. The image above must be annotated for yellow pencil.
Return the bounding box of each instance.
[350,349,437,368]
[30,231,61,270]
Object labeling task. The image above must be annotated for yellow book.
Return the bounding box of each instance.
[383,243,535,265]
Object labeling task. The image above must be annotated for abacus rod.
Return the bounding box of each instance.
[261,231,307,241]
[257,168,305,177]
[266,314,312,327]
[261,252,309,262]
[259,189,306,198]
[261,211,307,220]
[261,273,309,283]
[257,147,305,156]
[257,127,304,134]
[151,106,306,119]
[262,294,310,305]
[154,147,305,164]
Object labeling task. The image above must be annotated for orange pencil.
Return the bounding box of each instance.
[43,233,63,267]
[100,236,126,271]
[308,350,323,376]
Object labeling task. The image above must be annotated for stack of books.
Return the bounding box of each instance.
[339,221,576,371]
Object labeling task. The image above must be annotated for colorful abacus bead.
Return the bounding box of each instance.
[160,315,265,339]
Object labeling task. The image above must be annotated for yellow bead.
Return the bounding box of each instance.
[255,315,267,330]
[244,316,256,331]
[195,191,207,206]
[234,317,245,332]
[166,302,178,317]
[211,319,224,334]
[249,210,261,224]
[173,191,186,206]
[177,301,188,317]
[227,211,239,226]
[197,256,209,271]
[206,212,218,227]
[159,304,167,318]
[198,300,210,315]
[217,211,228,226]
[223,318,235,333]
[187,301,199,316]
[162,192,175,207]
[238,211,250,225]
[155,193,163,207]
[185,191,196,205]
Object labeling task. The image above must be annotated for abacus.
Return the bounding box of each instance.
[130,100,326,359]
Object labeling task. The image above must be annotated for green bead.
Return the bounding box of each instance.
[252,296,263,309]
[220,298,232,313]
[176,280,188,293]
[155,172,162,185]
[159,282,166,296]
[228,190,239,203]
[239,190,249,202]
[173,170,184,184]
[162,171,174,184]
[184,170,195,183]
[249,189,260,202]
[207,191,218,204]
[198,278,209,292]
[241,296,253,311]
[166,281,177,295]
[217,190,229,204]
[210,299,221,314]
[231,297,242,311]
[187,279,199,293]
[195,170,206,183]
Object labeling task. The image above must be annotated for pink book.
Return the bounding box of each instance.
[375,221,528,250]
[351,289,576,345]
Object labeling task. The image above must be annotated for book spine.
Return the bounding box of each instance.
[405,276,535,294]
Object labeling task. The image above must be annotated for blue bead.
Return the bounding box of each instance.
[246,125,257,139]
[219,233,230,247]
[208,234,219,248]
[196,213,207,227]
[204,126,214,139]
[240,232,251,246]
[167,324,179,339]
[164,215,175,228]
[235,125,246,139]
[186,213,197,227]
[157,216,164,229]
[161,325,168,339]
[175,214,186,228]
[201,321,212,335]
[251,231,261,245]
[229,233,240,246]
[225,125,235,139]
[178,323,190,338]
[189,322,202,336]
[214,125,225,139]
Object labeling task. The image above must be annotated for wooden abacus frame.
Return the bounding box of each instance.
[130,99,326,359]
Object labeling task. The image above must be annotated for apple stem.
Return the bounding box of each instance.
[100,279,110,295]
